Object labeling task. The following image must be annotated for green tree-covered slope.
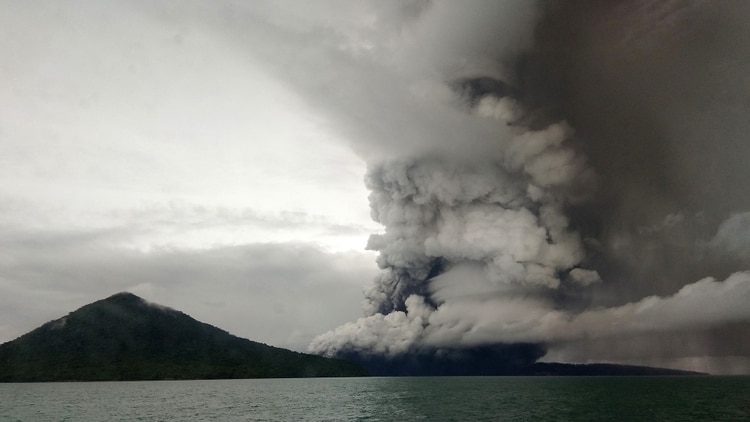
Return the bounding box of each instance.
[0,292,368,381]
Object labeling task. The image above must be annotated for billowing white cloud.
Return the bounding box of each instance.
[709,212,750,259]
[311,271,750,358]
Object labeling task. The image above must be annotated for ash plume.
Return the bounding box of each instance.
[233,0,750,373]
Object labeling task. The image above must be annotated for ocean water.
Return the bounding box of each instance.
[1,376,749,421]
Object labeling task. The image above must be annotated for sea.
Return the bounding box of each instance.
[1,376,749,421]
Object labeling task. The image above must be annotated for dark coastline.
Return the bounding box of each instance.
[0,293,705,382]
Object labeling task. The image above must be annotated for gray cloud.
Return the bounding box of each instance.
[0,225,377,351]
[108,201,377,244]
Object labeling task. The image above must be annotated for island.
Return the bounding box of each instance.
[0,292,368,382]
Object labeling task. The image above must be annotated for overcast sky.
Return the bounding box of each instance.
[3,1,750,375]
[0,0,383,351]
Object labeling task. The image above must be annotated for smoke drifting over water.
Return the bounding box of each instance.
[283,0,750,373]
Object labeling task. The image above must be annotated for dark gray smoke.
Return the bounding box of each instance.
[226,0,750,373]
[522,0,750,303]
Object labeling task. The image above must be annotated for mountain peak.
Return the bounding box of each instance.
[107,291,142,301]
[98,291,169,311]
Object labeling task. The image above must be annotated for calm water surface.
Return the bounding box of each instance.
[1,376,749,421]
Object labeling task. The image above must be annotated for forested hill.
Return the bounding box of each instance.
[0,292,368,382]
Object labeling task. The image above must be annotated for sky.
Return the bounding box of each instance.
[2,0,750,375]
[0,0,381,352]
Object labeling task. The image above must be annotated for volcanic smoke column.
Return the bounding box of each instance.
[310,90,599,358]
[301,0,750,373]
